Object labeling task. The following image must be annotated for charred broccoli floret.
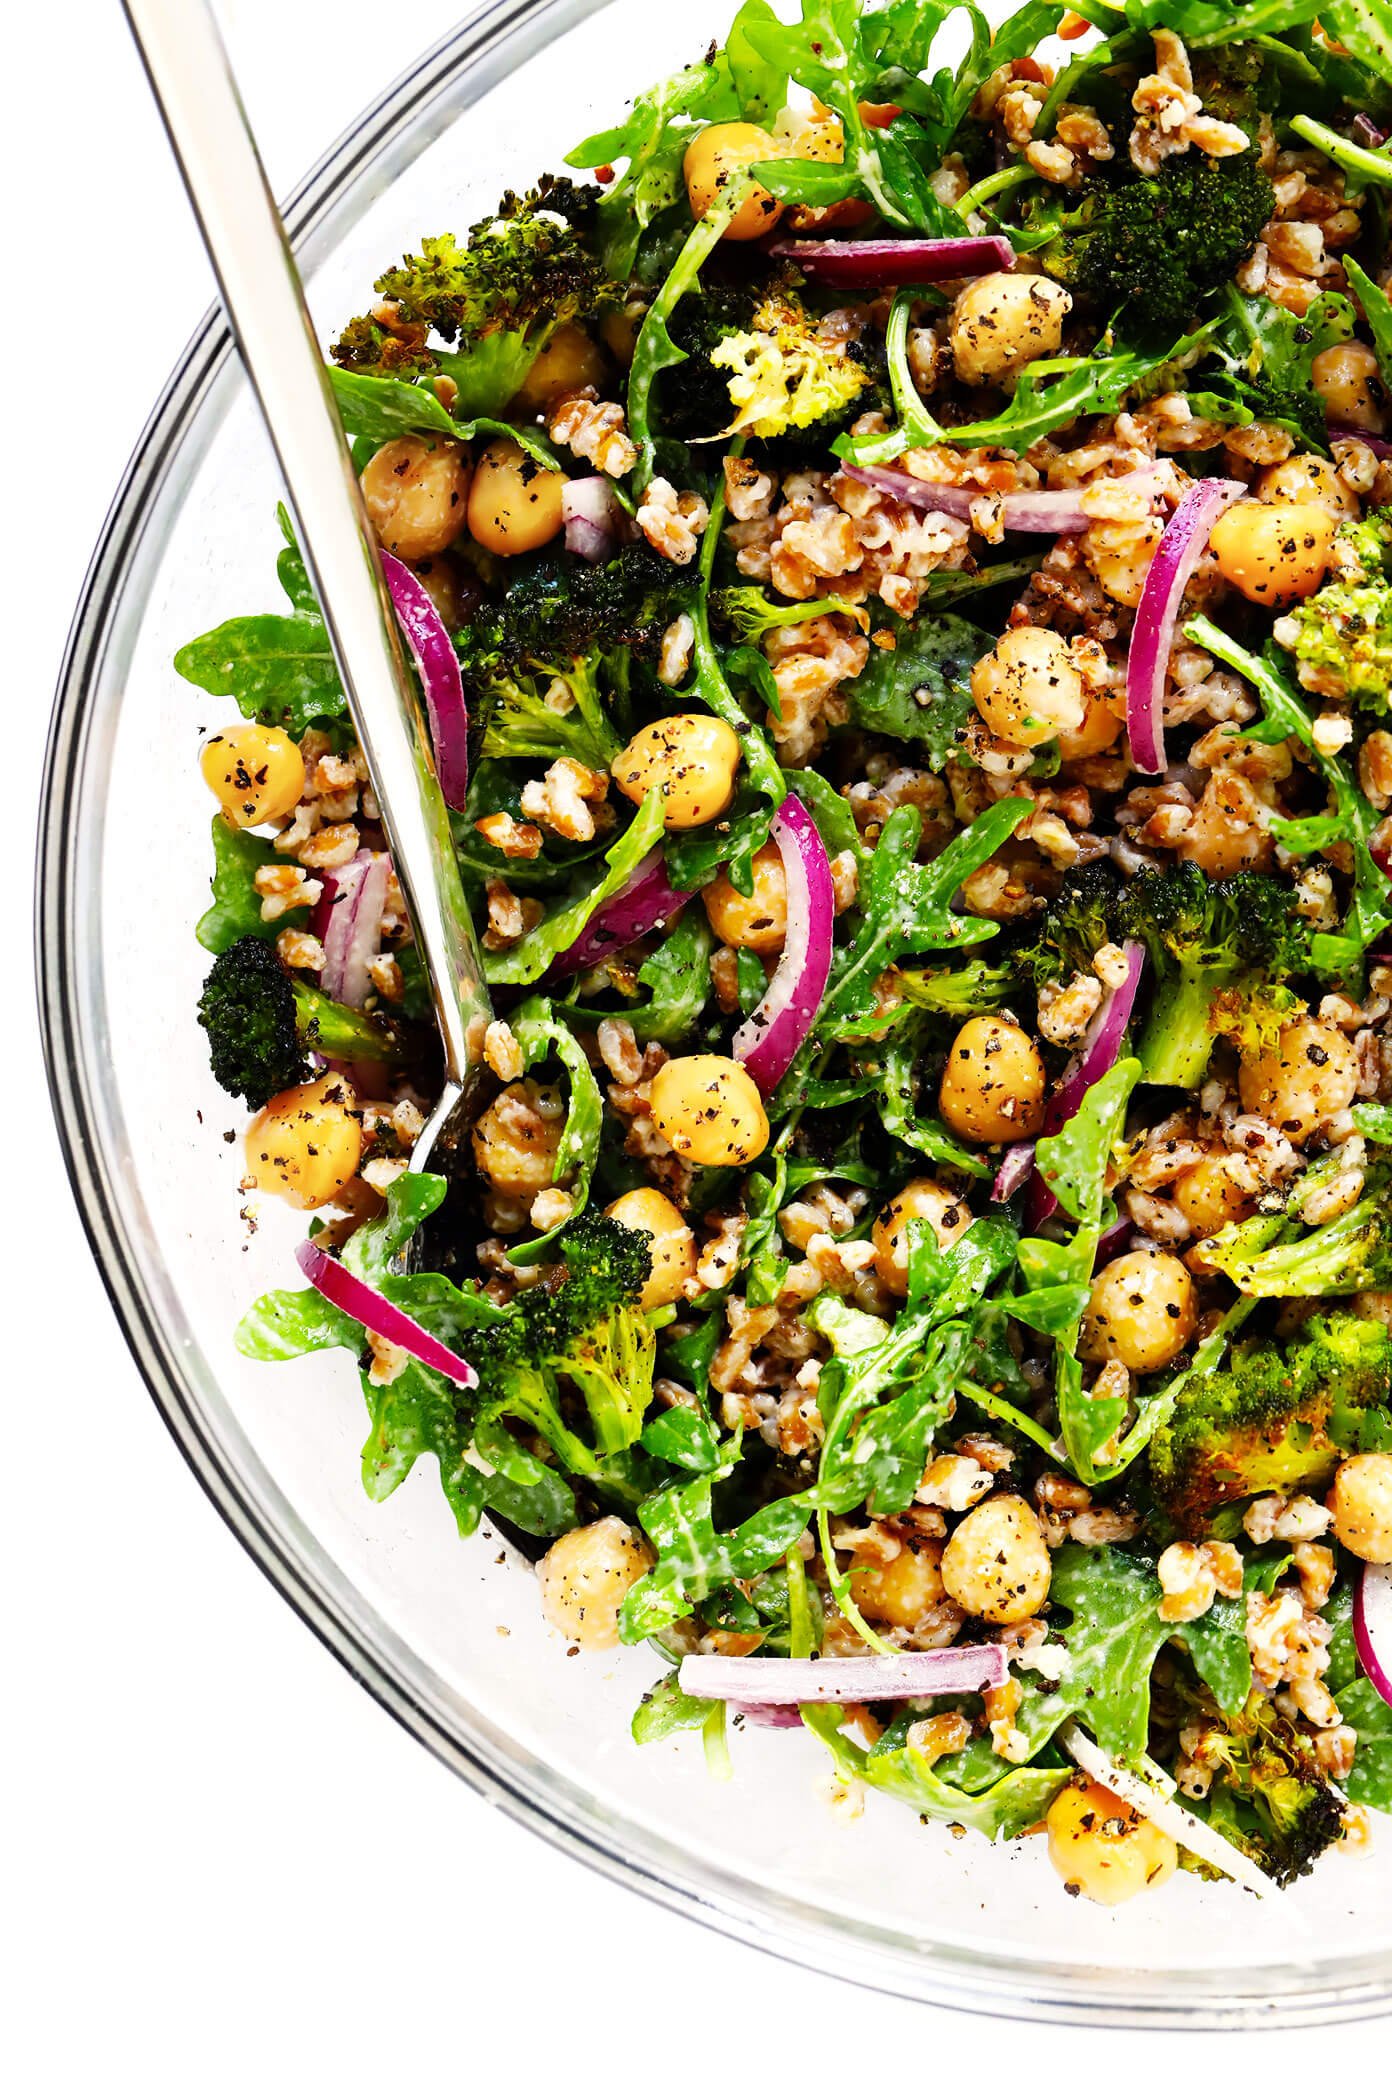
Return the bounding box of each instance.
[1181,1687,1347,1886]
[1017,861,1123,994]
[1150,1311,1392,1532]
[1276,509,1392,709]
[1027,153,1274,339]
[1116,864,1308,1090]
[1191,1168,1392,1299]
[710,285,874,440]
[198,937,413,1109]
[487,1215,657,1459]
[331,177,620,415]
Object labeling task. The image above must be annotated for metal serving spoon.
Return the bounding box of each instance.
[122,0,492,1177]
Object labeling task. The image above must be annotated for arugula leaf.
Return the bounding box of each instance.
[1320,0,1392,81]
[196,818,308,954]
[623,909,715,1043]
[1337,1678,1392,1811]
[811,1710,1071,1838]
[848,1029,992,1175]
[1208,286,1356,450]
[620,1469,812,1640]
[628,187,747,488]
[175,610,341,735]
[504,999,606,1266]
[327,368,562,468]
[632,1670,717,1745]
[1036,1058,1142,1227]
[1345,255,1392,391]
[484,790,668,987]
[850,612,991,766]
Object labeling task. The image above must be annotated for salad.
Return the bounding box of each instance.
[180,0,1392,1907]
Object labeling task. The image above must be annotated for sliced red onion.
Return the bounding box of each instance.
[737,1702,805,1729]
[312,856,367,1002]
[549,847,689,980]
[380,551,469,811]
[295,1237,478,1387]
[1328,424,1392,458]
[339,853,390,1010]
[562,476,621,563]
[1028,939,1147,1230]
[843,464,1157,535]
[1354,1563,1392,1712]
[992,1141,1036,1204]
[1353,114,1389,150]
[1126,478,1243,777]
[679,1644,1008,1707]
[733,795,835,1094]
[769,235,1014,287]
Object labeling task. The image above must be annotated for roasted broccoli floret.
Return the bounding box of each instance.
[1275,509,1392,709]
[198,936,412,1109]
[1181,1687,1347,1886]
[710,284,874,440]
[1017,861,1123,993]
[1027,154,1274,339]
[476,650,620,770]
[1192,1169,1392,1299]
[1150,1310,1392,1531]
[1116,864,1308,1090]
[331,177,619,415]
[487,1215,657,1460]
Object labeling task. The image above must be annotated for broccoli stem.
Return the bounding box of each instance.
[292,981,404,1064]
[1135,967,1224,1089]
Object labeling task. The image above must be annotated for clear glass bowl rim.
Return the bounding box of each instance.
[36,0,1392,2028]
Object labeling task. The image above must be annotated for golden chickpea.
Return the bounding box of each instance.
[1079,1251,1196,1375]
[1173,1155,1256,1239]
[701,842,788,952]
[970,626,1086,750]
[606,1187,696,1311]
[536,1517,655,1648]
[410,555,469,631]
[951,270,1071,389]
[510,323,606,411]
[1238,1018,1359,1143]
[872,1179,975,1295]
[612,715,742,830]
[200,724,304,829]
[1329,1454,1392,1564]
[856,1538,945,1631]
[244,1074,362,1212]
[1256,454,1357,516]
[1312,340,1387,435]
[1057,690,1124,763]
[939,1016,1047,1145]
[1046,1778,1178,1907]
[940,1495,1052,1625]
[649,1055,770,1169]
[466,437,567,556]
[1209,500,1336,607]
[472,1079,565,1197]
[683,122,786,241]
[360,435,471,560]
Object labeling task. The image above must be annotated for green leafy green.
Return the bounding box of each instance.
[504,999,606,1265]
[484,790,668,987]
[619,1466,812,1640]
[850,613,991,766]
[811,1710,1071,1838]
[196,820,308,954]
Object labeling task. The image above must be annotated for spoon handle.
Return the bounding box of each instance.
[122,0,491,1091]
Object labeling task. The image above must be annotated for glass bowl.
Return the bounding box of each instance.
[37,0,1392,2026]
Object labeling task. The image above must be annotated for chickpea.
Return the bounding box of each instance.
[1209,500,1336,607]
[1084,515,1166,611]
[1046,1778,1178,1907]
[1079,1251,1196,1375]
[467,437,567,556]
[360,435,471,560]
[1312,340,1387,435]
[472,1079,564,1197]
[1257,454,1357,517]
[200,724,304,829]
[970,627,1086,750]
[701,842,788,952]
[1173,1155,1256,1239]
[951,271,1072,389]
[939,1016,1047,1145]
[606,1187,697,1311]
[612,715,742,830]
[1329,1454,1392,1564]
[856,1538,944,1631]
[536,1517,655,1648]
[683,122,786,242]
[649,1054,769,1168]
[1238,1018,1359,1143]
[1057,690,1124,763]
[511,323,606,411]
[410,555,470,631]
[244,1074,362,1211]
[940,1495,1052,1625]
[872,1179,974,1295]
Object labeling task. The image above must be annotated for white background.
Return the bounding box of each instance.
[8,2,1387,2076]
